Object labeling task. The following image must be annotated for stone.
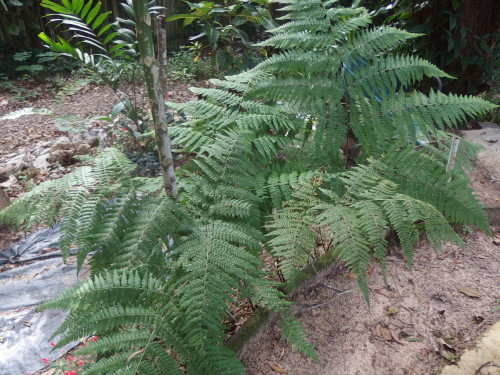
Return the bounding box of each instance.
[478,122,500,130]
[440,321,500,375]
[49,140,73,153]
[484,203,500,226]
[33,154,50,170]
[47,150,71,165]
[76,143,92,155]
[0,166,15,183]
[4,151,29,174]
[0,188,9,210]
[87,137,100,148]
[23,167,39,180]
[0,175,17,191]
[88,128,107,143]
[0,187,10,229]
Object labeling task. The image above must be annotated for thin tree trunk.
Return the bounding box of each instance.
[156,14,168,91]
[133,0,178,200]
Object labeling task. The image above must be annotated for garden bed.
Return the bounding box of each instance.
[1,77,499,375]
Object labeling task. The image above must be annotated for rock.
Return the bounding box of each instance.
[49,140,73,153]
[0,166,15,183]
[88,128,107,143]
[440,321,500,375]
[478,122,500,130]
[0,188,9,210]
[76,143,92,155]
[87,137,100,148]
[33,154,50,170]
[3,151,29,175]
[0,175,17,191]
[47,150,71,165]
[24,167,39,180]
[0,188,10,229]
[30,142,51,157]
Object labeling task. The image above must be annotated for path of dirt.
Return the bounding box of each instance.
[0,77,197,160]
[240,159,500,375]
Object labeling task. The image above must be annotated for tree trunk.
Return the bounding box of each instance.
[156,14,168,91]
[133,0,178,200]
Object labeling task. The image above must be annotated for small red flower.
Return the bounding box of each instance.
[67,356,73,361]
[42,358,49,364]
[80,344,86,347]
[77,361,84,366]
[122,127,127,131]
[64,371,77,375]
[50,342,56,346]
[90,336,98,342]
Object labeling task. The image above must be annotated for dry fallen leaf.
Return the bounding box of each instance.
[438,251,453,259]
[441,350,458,362]
[386,306,399,316]
[403,337,423,342]
[458,287,481,298]
[379,325,393,341]
[269,363,286,373]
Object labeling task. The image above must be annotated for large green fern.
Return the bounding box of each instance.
[1,0,497,374]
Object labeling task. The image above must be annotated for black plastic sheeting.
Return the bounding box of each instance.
[0,226,84,375]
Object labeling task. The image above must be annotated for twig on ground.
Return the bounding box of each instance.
[322,282,347,293]
[474,362,500,375]
[294,290,352,315]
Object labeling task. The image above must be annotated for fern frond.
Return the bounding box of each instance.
[280,314,319,361]
[75,330,153,355]
[0,107,52,121]
[52,305,160,347]
[376,147,491,233]
[340,26,421,61]
[266,182,320,285]
[40,269,165,312]
[344,55,453,102]
[80,352,135,375]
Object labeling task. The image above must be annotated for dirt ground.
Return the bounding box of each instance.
[0,76,197,160]
[240,161,500,375]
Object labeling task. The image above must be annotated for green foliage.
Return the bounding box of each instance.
[38,0,138,90]
[350,0,500,93]
[167,49,217,81]
[167,0,277,72]
[1,0,498,374]
[12,50,58,75]
[0,107,51,120]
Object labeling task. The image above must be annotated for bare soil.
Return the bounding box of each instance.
[0,76,197,160]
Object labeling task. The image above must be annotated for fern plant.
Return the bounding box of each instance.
[1,0,497,374]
